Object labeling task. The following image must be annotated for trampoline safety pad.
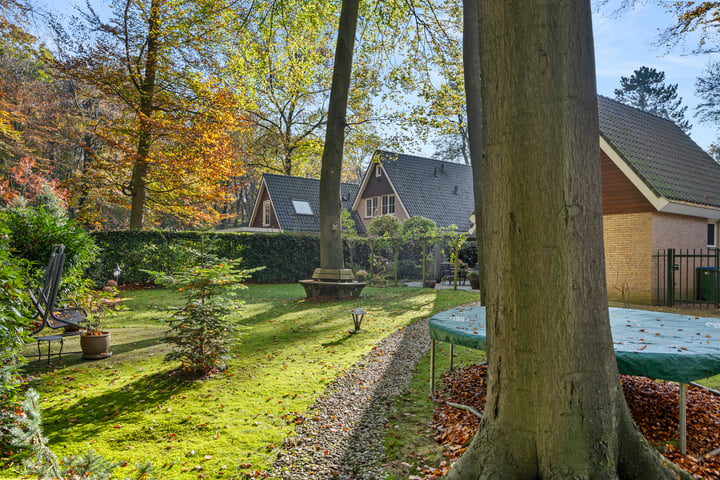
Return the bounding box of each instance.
[428,306,720,383]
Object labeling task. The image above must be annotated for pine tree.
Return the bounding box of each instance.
[614,66,692,132]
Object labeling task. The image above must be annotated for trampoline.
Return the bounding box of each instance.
[428,306,720,455]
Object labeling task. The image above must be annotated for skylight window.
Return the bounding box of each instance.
[292,200,313,215]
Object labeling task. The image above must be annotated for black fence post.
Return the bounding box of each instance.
[666,248,675,307]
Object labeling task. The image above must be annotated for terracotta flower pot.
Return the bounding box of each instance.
[80,331,112,359]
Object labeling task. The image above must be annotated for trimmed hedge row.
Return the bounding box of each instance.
[90,230,478,285]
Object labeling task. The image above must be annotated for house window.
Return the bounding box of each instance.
[382,194,395,215]
[375,166,382,178]
[365,197,378,218]
[292,200,313,215]
[262,200,271,227]
[708,223,716,248]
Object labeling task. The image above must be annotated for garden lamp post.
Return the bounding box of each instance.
[113,264,122,285]
[350,307,366,334]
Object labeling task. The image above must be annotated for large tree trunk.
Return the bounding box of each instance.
[446,1,690,478]
[462,0,485,305]
[318,0,359,272]
[128,0,160,231]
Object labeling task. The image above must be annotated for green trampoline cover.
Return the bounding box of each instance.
[428,306,720,383]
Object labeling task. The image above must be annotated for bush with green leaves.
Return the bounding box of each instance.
[0,205,97,297]
[400,216,439,283]
[148,235,260,375]
[0,228,31,464]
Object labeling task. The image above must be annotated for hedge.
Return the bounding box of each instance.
[90,230,478,285]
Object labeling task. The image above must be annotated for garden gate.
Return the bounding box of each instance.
[653,248,720,307]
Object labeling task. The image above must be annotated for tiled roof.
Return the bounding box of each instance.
[263,174,359,233]
[374,150,474,230]
[598,95,720,209]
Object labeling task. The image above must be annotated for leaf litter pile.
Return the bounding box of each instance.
[427,364,720,479]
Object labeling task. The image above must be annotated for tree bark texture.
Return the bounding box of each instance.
[446,1,690,478]
[463,0,486,305]
[128,0,160,230]
[318,0,359,270]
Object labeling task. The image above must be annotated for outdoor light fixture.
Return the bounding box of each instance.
[350,307,367,334]
[112,264,122,284]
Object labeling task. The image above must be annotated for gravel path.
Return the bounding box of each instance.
[264,318,431,479]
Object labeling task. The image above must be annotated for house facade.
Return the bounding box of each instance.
[598,95,720,304]
[351,150,475,234]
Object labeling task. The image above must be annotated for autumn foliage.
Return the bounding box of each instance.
[430,364,720,479]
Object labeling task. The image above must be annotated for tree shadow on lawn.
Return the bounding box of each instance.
[235,289,436,351]
[41,367,202,444]
[23,336,167,373]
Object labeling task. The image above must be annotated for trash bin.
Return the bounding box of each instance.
[696,267,719,301]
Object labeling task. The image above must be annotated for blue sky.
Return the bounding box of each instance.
[37,1,718,152]
[593,3,717,150]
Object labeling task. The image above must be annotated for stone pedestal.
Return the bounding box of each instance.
[300,268,367,299]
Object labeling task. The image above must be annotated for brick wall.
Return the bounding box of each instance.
[603,212,653,304]
[651,213,708,251]
[651,213,713,305]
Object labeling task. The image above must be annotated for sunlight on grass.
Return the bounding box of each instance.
[13,284,477,480]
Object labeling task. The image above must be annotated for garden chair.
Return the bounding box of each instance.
[29,244,87,336]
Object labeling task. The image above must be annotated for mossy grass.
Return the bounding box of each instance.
[13,284,477,479]
[382,344,484,479]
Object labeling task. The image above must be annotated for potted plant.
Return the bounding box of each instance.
[468,270,480,290]
[80,317,112,359]
[356,269,368,282]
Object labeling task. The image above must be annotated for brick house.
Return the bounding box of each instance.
[239,97,720,304]
[244,173,360,234]
[598,95,720,304]
[350,150,475,234]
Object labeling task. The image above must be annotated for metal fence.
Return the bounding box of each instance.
[653,249,720,307]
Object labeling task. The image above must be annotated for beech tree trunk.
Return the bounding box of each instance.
[462,0,485,305]
[318,0,359,270]
[446,1,691,478]
[128,0,160,231]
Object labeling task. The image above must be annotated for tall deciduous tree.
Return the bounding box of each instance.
[317,0,360,277]
[614,66,691,132]
[462,0,485,305]
[696,60,720,127]
[53,0,248,230]
[447,1,691,478]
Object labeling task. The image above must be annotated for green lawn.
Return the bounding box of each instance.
[12,284,478,480]
[13,289,720,480]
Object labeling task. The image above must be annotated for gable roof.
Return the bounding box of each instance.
[598,95,720,216]
[357,150,475,231]
[254,173,359,233]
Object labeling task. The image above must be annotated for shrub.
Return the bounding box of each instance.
[0,229,31,464]
[0,205,97,297]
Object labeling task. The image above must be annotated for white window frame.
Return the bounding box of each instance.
[365,197,378,218]
[382,194,395,215]
[375,165,382,178]
[708,222,717,248]
[262,200,271,227]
